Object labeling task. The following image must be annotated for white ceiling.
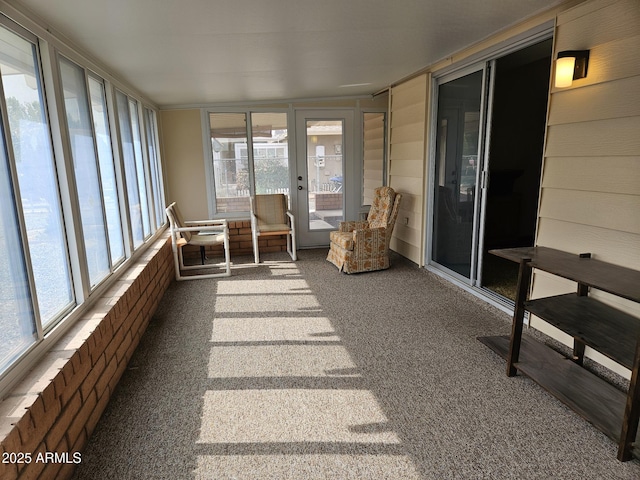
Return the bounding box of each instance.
[12,0,566,107]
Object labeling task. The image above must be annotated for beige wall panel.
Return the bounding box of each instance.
[390,236,419,264]
[160,109,209,220]
[359,95,389,109]
[363,178,383,190]
[533,278,640,323]
[529,315,573,344]
[390,123,426,144]
[364,128,385,139]
[552,34,640,92]
[554,0,640,52]
[389,158,424,178]
[363,136,384,150]
[394,192,420,214]
[394,219,420,245]
[536,217,640,267]
[538,0,640,366]
[531,270,576,299]
[389,175,423,196]
[391,103,427,128]
[541,156,640,194]
[548,75,640,125]
[390,141,425,162]
[584,347,630,378]
[589,289,640,318]
[390,76,427,109]
[364,114,384,130]
[363,110,385,205]
[557,0,618,24]
[539,188,640,234]
[544,116,640,157]
[396,206,420,230]
[391,77,427,99]
[363,160,383,169]
[363,158,384,171]
[388,75,427,266]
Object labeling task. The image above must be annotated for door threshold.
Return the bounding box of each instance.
[425,265,515,317]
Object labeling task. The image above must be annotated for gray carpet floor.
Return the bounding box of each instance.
[71,249,640,479]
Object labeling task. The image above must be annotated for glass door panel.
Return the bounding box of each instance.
[432,70,484,279]
[306,119,344,231]
[295,110,353,247]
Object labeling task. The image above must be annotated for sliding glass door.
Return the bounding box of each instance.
[430,65,489,282]
[429,37,552,299]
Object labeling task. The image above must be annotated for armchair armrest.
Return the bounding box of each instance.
[174,225,227,233]
[352,226,387,251]
[184,219,228,227]
[286,210,295,228]
[174,222,228,235]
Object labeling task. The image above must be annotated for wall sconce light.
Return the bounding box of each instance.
[555,50,590,88]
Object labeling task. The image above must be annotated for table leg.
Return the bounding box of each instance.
[507,258,532,377]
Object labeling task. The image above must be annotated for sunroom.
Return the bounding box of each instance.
[0,0,639,478]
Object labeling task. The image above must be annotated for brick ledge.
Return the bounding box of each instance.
[0,236,174,480]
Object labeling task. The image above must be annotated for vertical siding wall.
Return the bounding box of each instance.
[532,0,640,375]
[363,113,385,206]
[388,74,429,264]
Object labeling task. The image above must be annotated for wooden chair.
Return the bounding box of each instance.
[250,194,296,263]
[165,202,231,280]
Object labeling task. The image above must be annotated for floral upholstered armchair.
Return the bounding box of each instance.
[326,186,402,273]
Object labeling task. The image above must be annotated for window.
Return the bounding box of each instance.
[59,56,121,287]
[144,107,165,228]
[209,112,289,214]
[0,17,166,387]
[129,98,151,237]
[0,124,36,375]
[89,76,125,265]
[252,113,289,195]
[0,24,74,327]
[210,112,249,212]
[116,90,150,247]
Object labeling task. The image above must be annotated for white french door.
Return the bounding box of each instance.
[294,110,355,247]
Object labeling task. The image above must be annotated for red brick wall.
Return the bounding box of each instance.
[0,236,174,480]
[216,197,250,213]
[181,219,287,260]
[314,192,342,210]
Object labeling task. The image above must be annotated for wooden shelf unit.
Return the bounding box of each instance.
[478,246,640,462]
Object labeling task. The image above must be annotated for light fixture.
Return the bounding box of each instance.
[555,50,590,88]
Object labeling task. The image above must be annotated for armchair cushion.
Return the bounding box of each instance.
[330,231,354,251]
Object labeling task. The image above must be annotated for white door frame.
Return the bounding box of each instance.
[294,109,356,247]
